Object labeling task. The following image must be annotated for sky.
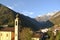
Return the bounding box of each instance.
[0,0,60,18]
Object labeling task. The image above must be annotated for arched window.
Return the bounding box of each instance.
[16,21,17,25]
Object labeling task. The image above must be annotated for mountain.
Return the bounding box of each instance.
[50,11,60,25]
[0,4,54,31]
[35,15,51,22]
[35,11,58,22]
[0,4,16,26]
[35,11,60,27]
[35,15,54,29]
[0,4,42,31]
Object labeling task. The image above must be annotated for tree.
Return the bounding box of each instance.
[47,31,54,40]
[20,27,33,40]
[55,30,60,40]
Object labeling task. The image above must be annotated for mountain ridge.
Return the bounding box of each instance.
[0,4,54,31]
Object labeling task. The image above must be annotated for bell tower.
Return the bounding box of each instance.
[15,14,19,40]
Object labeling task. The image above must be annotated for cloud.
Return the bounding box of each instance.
[47,11,59,16]
[20,11,34,16]
[47,13,55,16]
[37,15,42,17]
[37,11,59,17]
[29,12,34,15]
[7,6,13,9]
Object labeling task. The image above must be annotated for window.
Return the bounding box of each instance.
[16,21,17,25]
[0,33,2,36]
[6,34,8,37]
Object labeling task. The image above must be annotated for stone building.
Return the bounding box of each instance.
[0,14,20,40]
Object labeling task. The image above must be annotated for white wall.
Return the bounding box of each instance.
[15,17,19,40]
[0,31,11,40]
[32,38,40,40]
[41,28,48,33]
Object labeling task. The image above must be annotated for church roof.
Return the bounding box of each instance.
[0,27,14,32]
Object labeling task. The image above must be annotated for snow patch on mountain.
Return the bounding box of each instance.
[46,11,58,16]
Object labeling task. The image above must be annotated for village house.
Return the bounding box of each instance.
[41,28,49,33]
[52,25,60,36]
[32,32,43,40]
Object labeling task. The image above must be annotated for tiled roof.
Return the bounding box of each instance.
[0,27,14,32]
[32,32,43,38]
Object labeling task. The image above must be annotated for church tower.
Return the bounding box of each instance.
[15,14,19,40]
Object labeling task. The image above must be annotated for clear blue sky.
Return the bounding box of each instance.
[0,0,60,18]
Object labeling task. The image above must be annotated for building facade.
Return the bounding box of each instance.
[0,14,19,40]
[0,31,11,40]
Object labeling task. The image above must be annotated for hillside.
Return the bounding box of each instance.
[0,4,54,31]
[0,4,16,26]
[0,4,40,31]
[50,11,60,25]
